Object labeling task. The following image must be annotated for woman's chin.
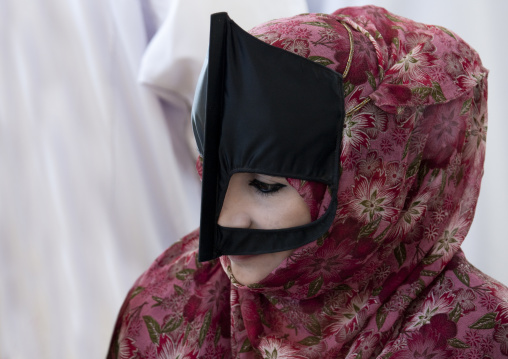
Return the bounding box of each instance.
[227,254,256,262]
[228,251,293,286]
[231,271,265,286]
[228,255,272,285]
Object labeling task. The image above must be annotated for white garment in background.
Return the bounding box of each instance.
[139,0,310,159]
[1,0,201,357]
[0,1,307,358]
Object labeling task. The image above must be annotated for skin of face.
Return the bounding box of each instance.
[217,172,311,285]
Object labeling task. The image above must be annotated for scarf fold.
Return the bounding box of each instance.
[108,6,508,359]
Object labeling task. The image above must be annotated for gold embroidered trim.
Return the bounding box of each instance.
[346,97,371,117]
[338,20,370,117]
[340,21,354,78]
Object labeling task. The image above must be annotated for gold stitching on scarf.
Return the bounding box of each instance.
[346,98,371,117]
[340,22,354,78]
[337,21,371,117]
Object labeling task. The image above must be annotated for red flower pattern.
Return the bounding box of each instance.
[108,6,508,359]
[388,42,438,86]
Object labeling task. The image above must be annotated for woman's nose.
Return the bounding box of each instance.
[217,199,252,229]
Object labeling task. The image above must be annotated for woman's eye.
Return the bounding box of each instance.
[249,179,286,195]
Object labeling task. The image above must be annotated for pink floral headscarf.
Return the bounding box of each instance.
[108,6,508,358]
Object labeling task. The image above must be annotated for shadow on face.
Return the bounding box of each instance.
[218,172,312,285]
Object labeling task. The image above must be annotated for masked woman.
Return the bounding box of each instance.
[108,5,508,358]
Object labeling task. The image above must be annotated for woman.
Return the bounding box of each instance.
[108,6,508,358]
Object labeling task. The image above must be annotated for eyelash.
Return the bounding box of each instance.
[249,179,286,196]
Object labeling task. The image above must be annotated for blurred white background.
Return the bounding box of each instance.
[1,0,506,358]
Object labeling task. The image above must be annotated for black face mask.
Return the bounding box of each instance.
[192,12,345,262]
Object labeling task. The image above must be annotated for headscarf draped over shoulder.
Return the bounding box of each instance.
[108,6,508,359]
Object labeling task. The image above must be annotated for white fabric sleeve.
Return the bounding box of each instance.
[138,0,309,108]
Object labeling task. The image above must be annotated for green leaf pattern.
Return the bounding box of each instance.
[107,7,502,359]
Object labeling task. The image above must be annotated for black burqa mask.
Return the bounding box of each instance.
[192,13,345,262]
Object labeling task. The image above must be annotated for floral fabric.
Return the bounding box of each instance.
[108,6,508,358]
